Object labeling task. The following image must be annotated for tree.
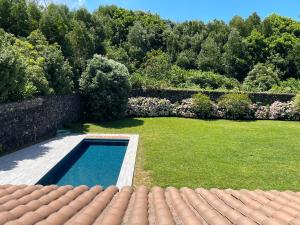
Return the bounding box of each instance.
[0,43,25,102]
[262,14,296,37]
[246,29,267,64]
[39,4,71,54]
[176,50,197,69]
[197,36,222,73]
[287,40,300,79]
[66,20,95,84]
[222,28,250,81]
[0,0,33,36]
[243,63,280,91]
[27,1,42,32]
[245,12,261,34]
[229,16,248,37]
[27,30,73,94]
[127,21,150,60]
[79,55,130,121]
[74,8,93,28]
[141,50,171,79]
[206,20,230,48]
[13,38,51,97]
[95,5,135,45]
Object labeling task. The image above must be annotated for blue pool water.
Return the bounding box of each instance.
[38,139,128,188]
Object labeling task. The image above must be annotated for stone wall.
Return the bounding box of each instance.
[0,94,83,152]
[131,89,295,104]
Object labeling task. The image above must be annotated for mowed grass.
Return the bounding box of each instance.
[69,118,300,190]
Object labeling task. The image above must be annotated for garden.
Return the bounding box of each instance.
[69,118,300,190]
[1,1,300,191]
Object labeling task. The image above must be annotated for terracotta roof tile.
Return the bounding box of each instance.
[0,185,299,225]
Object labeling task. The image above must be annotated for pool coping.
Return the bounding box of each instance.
[0,134,139,188]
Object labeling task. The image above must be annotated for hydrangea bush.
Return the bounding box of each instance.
[127,96,300,121]
[173,99,196,118]
[254,105,270,120]
[269,101,299,120]
[127,97,174,117]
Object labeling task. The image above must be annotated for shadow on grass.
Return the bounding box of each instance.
[100,118,144,129]
[66,118,144,133]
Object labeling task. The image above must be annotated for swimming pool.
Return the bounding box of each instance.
[37,139,129,188]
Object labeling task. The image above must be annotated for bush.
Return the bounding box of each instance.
[293,93,300,112]
[127,97,174,117]
[269,101,298,120]
[243,63,280,92]
[189,71,240,90]
[192,93,213,118]
[254,105,270,120]
[173,99,196,118]
[79,55,131,121]
[218,93,252,119]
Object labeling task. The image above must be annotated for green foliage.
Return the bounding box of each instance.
[106,45,130,69]
[129,73,171,89]
[0,0,40,36]
[27,30,74,95]
[1,3,300,104]
[141,50,171,79]
[39,4,71,53]
[189,71,240,90]
[222,29,250,81]
[176,50,197,69]
[229,16,248,37]
[0,45,25,102]
[218,93,252,119]
[246,30,267,64]
[293,93,300,112]
[66,20,95,83]
[243,63,280,92]
[79,55,131,121]
[168,65,189,87]
[13,37,50,97]
[197,36,222,73]
[270,78,300,93]
[192,93,213,118]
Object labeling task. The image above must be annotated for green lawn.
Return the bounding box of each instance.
[69,118,300,191]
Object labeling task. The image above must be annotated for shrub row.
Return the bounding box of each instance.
[127,94,300,121]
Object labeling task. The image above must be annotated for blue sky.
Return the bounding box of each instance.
[52,0,300,22]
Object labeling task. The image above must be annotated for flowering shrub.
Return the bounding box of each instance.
[127,97,174,117]
[173,99,196,118]
[127,97,299,121]
[269,101,299,120]
[254,105,270,120]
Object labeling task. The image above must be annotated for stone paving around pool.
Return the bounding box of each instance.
[0,134,139,188]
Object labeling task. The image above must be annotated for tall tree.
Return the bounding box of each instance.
[223,28,250,81]
[245,12,261,34]
[197,36,222,73]
[39,4,71,54]
[66,20,95,85]
[229,16,248,37]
